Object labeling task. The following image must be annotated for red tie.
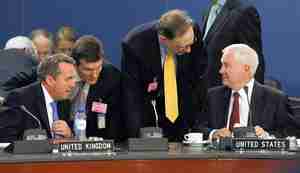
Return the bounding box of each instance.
[229,92,240,131]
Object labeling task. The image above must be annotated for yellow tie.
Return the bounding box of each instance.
[164,50,179,123]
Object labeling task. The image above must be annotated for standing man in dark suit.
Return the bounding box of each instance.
[203,44,289,140]
[122,9,207,141]
[203,0,265,88]
[1,54,76,141]
[70,35,124,142]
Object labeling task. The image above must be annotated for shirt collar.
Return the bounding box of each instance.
[218,0,226,6]
[232,78,255,98]
[41,83,55,105]
[74,70,82,83]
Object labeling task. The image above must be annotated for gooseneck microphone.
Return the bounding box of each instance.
[151,100,159,128]
[19,105,42,130]
[18,105,47,140]
[3,105,51,154]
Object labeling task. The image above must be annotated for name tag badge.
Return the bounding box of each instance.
[92,101,107,129]
[98,115,105,129]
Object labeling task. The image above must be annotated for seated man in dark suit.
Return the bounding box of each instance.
[202,44,290,140]
[70,35,124,142]
[1,54,76,141]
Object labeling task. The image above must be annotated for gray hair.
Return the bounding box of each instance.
[223,44,259,76]
[158,9,193,40]
[37,53,76,81]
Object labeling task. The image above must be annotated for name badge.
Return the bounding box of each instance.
[92,101,107,129]
[92,102,107,113]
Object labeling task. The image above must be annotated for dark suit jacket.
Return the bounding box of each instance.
[121,21,207,141]
[202,81,290,139]
[0,82,70,141]
[1,67,37,93]
[0,49,38,96]
[203,0,265,88]
[83,63,124,142]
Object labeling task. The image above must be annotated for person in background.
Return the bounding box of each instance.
[4,36,37,58]
[4,26,78,92]
[122,9,207,142]
[202,0,265,88]
[54,26,77,56]
[30,29,53,62]
[201,44,290,140]
[1,54,76,141]
[0,36,38,97]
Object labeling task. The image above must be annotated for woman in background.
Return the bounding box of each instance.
[54,26,77,56]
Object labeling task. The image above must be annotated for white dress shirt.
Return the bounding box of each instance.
[41,84,55,129]
[226,78,254,128]
[209,78,254,140]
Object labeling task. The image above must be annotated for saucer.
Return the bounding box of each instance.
[182,140,209,147]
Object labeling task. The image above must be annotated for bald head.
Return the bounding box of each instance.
[30,29,53,62]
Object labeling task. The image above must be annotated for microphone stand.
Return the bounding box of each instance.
[151,100,159,128]
[4,105,51,154]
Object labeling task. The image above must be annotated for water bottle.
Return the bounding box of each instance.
[74,105,87,141]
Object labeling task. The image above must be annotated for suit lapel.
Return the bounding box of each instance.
[205,5,231,43]
[36,84,51,132]
[204,0,239,43]
[150,25,164,80]
[250,81,264,126]
[144,23,164,94]
[221,87,231,127]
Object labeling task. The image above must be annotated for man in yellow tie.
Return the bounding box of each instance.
[122,9,208,141]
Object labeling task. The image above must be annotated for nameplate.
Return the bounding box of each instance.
[232,138,289,151]
[58,140,114,153]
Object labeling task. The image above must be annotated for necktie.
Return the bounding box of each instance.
[50,101,59,121]
[164,49,179,123]
[229,92,240,131]
[203,2,222,39]
[50,101,60,138]
[72,82,87,117]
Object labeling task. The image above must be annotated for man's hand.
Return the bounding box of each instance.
[52,120,72,138]
[212,128,232,140]
[254,126,266,137]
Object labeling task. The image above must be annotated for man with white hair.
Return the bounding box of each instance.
[4,36,37,57]
[0,37,38,97]
[201,44,290,140]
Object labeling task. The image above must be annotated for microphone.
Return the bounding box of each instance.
[4,105,51,154]
[19,105,42,130]
[18,105,47,140]
[151,100,159,127]
[139,99,163,138]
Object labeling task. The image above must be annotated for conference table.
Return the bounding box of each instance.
[0,143,300,173]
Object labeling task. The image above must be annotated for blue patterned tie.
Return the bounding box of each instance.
[50,101,60,138]
[50,101,59,121]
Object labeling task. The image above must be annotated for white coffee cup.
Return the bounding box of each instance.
[184,133,203,143]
